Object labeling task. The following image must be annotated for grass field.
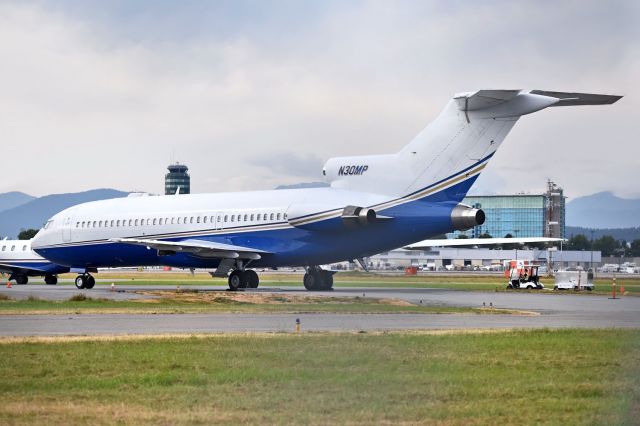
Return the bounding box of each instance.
[0,329,637,424]
[50,271,640,295]
[0,291,524,315]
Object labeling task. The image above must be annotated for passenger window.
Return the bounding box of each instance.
[284,213,288,219]
[250,214,254,221]
[244,214,248,221]
[211,216,215,223]
[184,217,188,224]
[203,216,207,224]
[171,217,175,225]
[160,218,164,225]
[224,215,228,222]
[1,246,4,251]
[75,222,79,228]
[277,213,281,220]
[99,221,103,227]
[22,245,27,251]
[231,215,235,222]
[190,217,194,224]
[257,214,261,221]
[153,218,157,225]
[81,221,85,228]
[135,219,139,226]
[110,220,114,227]
[93,221,97,227]
[270,213,274,220]
[11,245,15,251]
[197,216,201,224]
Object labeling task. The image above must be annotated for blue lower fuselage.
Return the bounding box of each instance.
[34,176,476,270]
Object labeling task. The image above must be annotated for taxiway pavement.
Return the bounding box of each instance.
[0,284,638,336]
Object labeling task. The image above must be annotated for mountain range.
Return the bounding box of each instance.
[0,187,638,239]
[0,189,128,238]
[565,191,640,229]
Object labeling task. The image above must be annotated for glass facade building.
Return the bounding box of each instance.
[450,195,547,239]
[165,163,190,195]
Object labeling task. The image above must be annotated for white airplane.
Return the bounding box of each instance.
[0,239,69,285]
[31,89,620,290]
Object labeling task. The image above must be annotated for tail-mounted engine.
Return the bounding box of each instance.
[341,205,377,226]
[451,204,485,231]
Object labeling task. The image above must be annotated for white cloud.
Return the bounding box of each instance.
[0,1,637,199]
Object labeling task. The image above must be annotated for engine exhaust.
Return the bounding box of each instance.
[451,204,485,231]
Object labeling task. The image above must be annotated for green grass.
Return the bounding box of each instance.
[52,272,640,295]
[0,329,638,424]
[0,293,507,315]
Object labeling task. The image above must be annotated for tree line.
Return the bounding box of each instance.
[565,234,640,257]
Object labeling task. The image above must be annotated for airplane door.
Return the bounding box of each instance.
[62,216,72,242]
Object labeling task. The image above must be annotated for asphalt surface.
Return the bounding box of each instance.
[0,284,638,336]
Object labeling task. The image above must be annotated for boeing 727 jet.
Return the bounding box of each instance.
[31,89,620,290]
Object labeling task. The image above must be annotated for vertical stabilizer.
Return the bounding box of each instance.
[323,90,621,200]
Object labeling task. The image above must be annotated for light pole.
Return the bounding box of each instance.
[590,229,595,275]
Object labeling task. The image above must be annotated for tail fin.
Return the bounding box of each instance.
[323,90,620,199]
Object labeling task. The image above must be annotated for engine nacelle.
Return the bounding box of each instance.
[451,204,485,231]
[342,205,377,226]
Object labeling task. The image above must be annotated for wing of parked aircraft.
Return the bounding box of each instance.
[406,237,564,249]
[0,262,52,273]
[109,238,268,260]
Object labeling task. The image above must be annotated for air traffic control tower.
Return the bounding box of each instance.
[165,162,190,195]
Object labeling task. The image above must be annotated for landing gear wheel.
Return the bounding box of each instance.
[44,275,57,285]
[15,275,28,285]
[303,268,333,291]
[303,271,319,290]
[85,275,95,289]
[75,275,87,289]
[246,270,260,289]
[228,270,247,291]
[319,270,334,291]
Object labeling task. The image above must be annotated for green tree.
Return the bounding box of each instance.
[566,234,591,251]
[479,233,492,238]
[592,235,619,257]
[455,234,469,239]
[630,240,640,257]
[17,228,38,240]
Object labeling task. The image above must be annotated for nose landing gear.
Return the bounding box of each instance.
[75,274,95,289]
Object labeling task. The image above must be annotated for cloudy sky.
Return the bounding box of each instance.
[0,0,638,200]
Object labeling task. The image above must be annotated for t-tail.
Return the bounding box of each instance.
[322,89,621,230]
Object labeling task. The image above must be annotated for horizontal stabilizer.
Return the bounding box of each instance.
[530,90,622,106]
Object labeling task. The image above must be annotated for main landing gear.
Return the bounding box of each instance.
[303,267,334,291]
[14,274,28,285]
[75,273,95,290]
[44,274,58,285]
[227,269,260,291]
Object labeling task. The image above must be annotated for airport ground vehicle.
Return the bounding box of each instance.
[505,261,544,289]
[554,270,594,291]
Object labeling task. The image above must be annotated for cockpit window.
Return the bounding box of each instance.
[44,220,54,230]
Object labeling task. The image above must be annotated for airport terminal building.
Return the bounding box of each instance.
[368,247,600,271]
[450,180,566,239]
